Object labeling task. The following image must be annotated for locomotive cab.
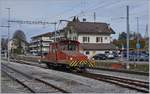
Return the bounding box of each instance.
[59,40,80,55]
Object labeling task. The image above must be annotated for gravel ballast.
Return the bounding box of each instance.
[2,60,140,93]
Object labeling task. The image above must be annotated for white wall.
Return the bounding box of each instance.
[78,34,111,43]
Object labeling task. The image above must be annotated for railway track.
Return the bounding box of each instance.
[74,72,149,93]
[11,59,48,69]
[1,63,69,93]
[3,59,149,93]
[88,67,149,76]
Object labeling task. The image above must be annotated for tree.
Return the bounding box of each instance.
[12,30,27,54]
[118,32,127,40]
[118,31,143,40]
[13,30,26,41]
[114,32,144,49]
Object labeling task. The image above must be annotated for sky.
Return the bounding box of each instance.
[0,0,149,42]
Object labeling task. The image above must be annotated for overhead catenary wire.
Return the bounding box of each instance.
[66,0,122,20]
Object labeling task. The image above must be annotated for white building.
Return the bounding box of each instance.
[9,38,28,54]
[29,32,53,55]
[61,17,116,58]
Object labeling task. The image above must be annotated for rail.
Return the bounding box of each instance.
[74,72,149,93]
[2,59,149,93]
[2,63,69,93]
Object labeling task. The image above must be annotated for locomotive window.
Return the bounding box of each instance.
[60,44,77,51]
[68,44,76,51]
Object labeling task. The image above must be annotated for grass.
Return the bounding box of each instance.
[95,61,149,72]
[128,63,149,72]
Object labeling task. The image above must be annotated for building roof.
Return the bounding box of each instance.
[80,43,116,50]
[66,20,115,34]
[31,32,52,39]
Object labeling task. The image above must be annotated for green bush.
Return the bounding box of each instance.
[13,48,24,54]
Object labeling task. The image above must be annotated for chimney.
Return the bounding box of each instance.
[107,24,110,29]
[83,18,86,22]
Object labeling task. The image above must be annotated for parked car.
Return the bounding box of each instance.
[92,54,107,60]
[129,53,149,61]
[32,52,38,56]
[105,53,115,59]
[112,52,118,57]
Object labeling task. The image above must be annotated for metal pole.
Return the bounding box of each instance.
[136,17,139,62]
[94,12,96,22]
[40,39,42,58]
[126,6,130,69]
[54,22,57,42]
[0,28,1,62]
[6,8,10,63]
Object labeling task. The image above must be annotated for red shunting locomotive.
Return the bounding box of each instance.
[41,40,95,70]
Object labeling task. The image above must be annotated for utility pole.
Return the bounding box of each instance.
[54,22,57,42]
[145,24,148,38]
[6,8,11,63]
[136,17,139,62]
[94,12,96,22]
[126,5,130,69]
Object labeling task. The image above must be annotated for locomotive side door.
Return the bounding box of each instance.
[50,43,57,61]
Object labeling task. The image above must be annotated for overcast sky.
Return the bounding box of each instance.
[0,0,149,42]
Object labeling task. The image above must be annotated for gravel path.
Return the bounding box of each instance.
[87,69,149,82]
[1,60,140,93]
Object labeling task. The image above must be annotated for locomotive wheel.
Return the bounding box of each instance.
[46,63,53,69]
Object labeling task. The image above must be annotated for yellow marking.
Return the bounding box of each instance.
[77,61,80,66]
[70,62,74,66]
[71,62,74,66]
[74,61,78,66]
[72,61,76,66]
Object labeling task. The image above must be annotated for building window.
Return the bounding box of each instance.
[96,37,103,43]
[83,37,90,43]
[85,51,89,55]
[96,37,99,42]
[105,37,107,40]
[101,37,103,43]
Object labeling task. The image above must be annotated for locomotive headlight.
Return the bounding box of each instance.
[70,57,73,60]
[92,58,95,60]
